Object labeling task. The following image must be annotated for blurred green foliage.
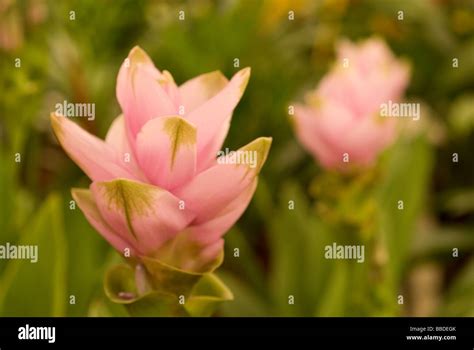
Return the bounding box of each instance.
[0,0,473,316]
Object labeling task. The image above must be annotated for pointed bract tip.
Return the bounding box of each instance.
[239,136,272,174]
[239,67,251,80]
[50,112,64,138]
[235,67,251,95]
[128,46,151,65]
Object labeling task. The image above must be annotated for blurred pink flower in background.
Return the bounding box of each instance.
[292,38,410,170]
[51,46,271,272]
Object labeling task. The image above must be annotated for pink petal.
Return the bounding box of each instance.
[292,105,342,168]
[175,137,271,223]
[159,70,181,108]
[72,188,138,255]
[196,116,231,172]
[135,116,197,190]
[293,104,396,169]
[116,46,177,140]
[179,70,228,111]
[90,179,195,256]
[105,114,147,181]
[50,113,136,181]
[313,102,396,166]
[317,68,373,119]
[187,67,251,170]
[188,179,258,246]
[342,116,396,165]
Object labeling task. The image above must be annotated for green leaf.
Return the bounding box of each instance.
[0,194,67,316]
[104,264,187,317]
[104,263,233,317]
[87,297,129,317]
[217,271,271,316]
[104,264,137,304]
[376,136,433,287]
[314,261,348,316]
[267,181,333,316]
[141,256,203,297]
[125,292,188,317]
[185,273,233,317]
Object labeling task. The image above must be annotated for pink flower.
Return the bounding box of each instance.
[292,38,410,170]
[51,46,271,272]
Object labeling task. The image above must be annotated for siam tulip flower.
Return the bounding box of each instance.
[50,47,271,311]
[292,38,410,170]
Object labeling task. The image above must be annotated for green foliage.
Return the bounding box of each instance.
[0,194,67,316]
[376,136,434,293]
[104,264,233,317]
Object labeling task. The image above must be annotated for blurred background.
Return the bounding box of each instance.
[0,0,473,316]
